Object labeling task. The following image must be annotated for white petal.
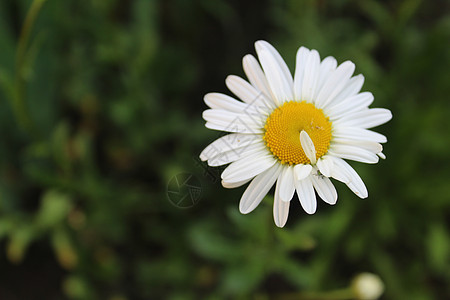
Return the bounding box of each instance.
[331,140,382,154]
[242,54,275,104]
[200,133,260,161]
[293,46,310,100]
[273,172,291,227]
[328,92,374,120]
[208,142,267,166]
[314,61,355,109]
[295,176,317,214]
[301,50,320,102]
[328,144,379,164]
[332,127,387,143]
[316,155,334,177]
[293,164,312,181]
[377,152,386,159]
[257,49,293,104]
[205,122,263,134]
[221,152,277,183]
[225,75,272,113]
[327,74,365,109]
[311,173,337,205]
[203,109,264,133]
[329,157,368,198]
[334,108,392,129]
[222,178,251,189]
[278,165,296,202]
[300,130,317,164]
[239,163,282,214]
[255,40,293,87]
[204,93,247,112]
[316,56,337,94]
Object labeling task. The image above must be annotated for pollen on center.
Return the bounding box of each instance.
[263,101,332,165]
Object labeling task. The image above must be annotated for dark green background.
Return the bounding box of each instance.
[0,0,449,299]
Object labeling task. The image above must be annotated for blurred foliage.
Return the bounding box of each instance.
[0,0,449,299]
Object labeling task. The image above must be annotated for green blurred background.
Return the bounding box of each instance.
[0,0,449,299]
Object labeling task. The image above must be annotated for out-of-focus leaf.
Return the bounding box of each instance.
[227,202,272,243]
[358,0,392,30]
[188,220,239,262]
[6,224,35,263]
[51,121,72,173]
[0,218,13,239]
[0,68,14,102]
[221,262,265,296]
[35,190,72,229]
[280,257,311,288]
[51,226,78,270]
[426,222,450,274]
[397,0,423,28]
[275,228,316,251]
[63,275,94,300]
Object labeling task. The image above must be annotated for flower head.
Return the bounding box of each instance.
[200,41,392,227]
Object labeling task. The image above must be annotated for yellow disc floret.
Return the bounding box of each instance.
[263,101,332,165]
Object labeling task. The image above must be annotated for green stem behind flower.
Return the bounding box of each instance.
[12,0,47,136]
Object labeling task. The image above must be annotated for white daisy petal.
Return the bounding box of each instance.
[332,140,382,154]
[316,56,338,93]
[203,109,264,133]
[301,50,320,102]
[335,108,393,129]
[222,178,251,189]
[332,127,387,143]
[311,173,338,205]
[205,122,263,134]
[300,130,317,164]
[242,54,275,103]
[293,164,313,181]
[255,40,294,87]
[377,152,386,159]
[329,144,379,164]
[204,93,247,112]
[327,74,365,109]
[329,157,368,198]
[239,163,282,214]
[200,133,260,161]
[278,166,296,202]
[295,176,317,214]
[347,181,368,199]
[207,142,267,167]
[293,46,310,100]
[315,61,355,109]
[273,172,291,227]
[316,155,334,177]
[328,92,374,120]
[222,152,277,183]
[225,75,271,112]
[257,49,293,104]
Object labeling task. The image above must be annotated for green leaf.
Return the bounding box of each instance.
[426,223,450,274]
[51,226,78,270]
[7,224,35,263]
[63,275,94,300]
[188,220,239,263]
[0,218,13,239]
[35,190,72,229]
[51,121,72,173]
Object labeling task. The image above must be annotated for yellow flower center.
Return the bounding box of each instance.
[263,101,332,165]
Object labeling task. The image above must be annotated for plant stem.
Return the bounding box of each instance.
[13,0,47,136]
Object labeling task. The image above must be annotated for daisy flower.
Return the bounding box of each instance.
[200,41,392,227]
